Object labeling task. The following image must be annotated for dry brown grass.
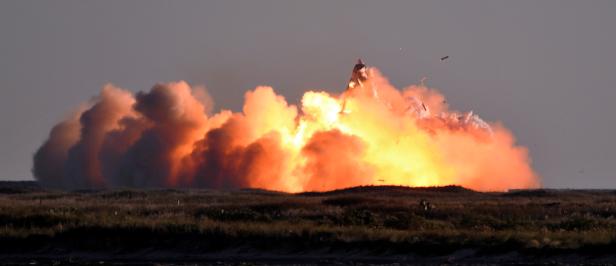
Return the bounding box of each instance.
[2,183,616,255]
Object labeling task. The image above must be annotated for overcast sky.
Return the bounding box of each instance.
[1,1,615,188]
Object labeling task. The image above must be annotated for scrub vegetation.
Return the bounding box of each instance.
[2,182,616,260]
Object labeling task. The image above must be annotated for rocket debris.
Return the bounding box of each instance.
[405,96,431,119]
[341,59,492,135]
[347,59,369,91]
[340,59,379,113]
[440,56,449,61]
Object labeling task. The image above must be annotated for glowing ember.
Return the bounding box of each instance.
[33,60,539,191]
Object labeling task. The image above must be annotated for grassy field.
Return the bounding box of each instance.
[2,181,616,264]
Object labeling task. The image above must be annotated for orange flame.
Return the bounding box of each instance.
[33,67,540,191]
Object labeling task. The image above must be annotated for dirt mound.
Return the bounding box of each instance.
[299,185,475,196]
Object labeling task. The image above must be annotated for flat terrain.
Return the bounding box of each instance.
[2,181,616,265]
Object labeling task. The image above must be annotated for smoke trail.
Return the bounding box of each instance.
[33,65,540,191]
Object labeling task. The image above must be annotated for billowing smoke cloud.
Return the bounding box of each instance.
[33,67,540,191]
[33,107,84,188]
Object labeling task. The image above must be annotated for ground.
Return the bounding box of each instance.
[1,181,616,265]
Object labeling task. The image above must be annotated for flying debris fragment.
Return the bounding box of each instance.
[466,113,493,134]
[440,56,449,61]
[405,96,431,119]
[420,77,428,87]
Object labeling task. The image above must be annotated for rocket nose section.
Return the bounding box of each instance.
[354,58,366,72]
[347,59,369,91]
[352,58,366,75]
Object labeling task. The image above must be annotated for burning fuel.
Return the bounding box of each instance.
[33,60,539,191]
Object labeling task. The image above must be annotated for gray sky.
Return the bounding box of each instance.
[1,1,615,188]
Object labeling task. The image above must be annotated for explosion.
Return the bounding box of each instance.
[33,60,539,191]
